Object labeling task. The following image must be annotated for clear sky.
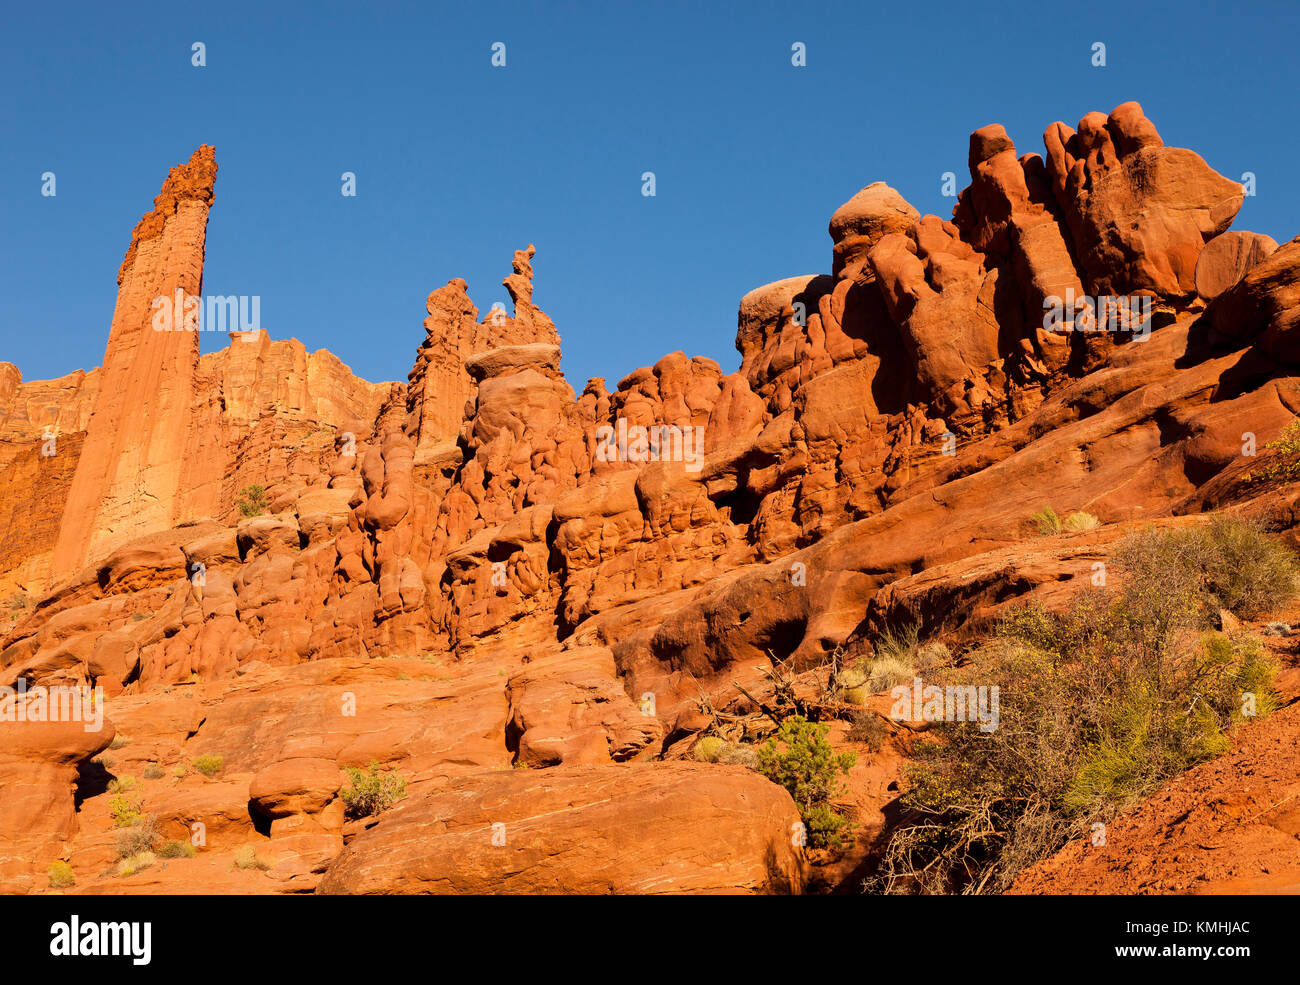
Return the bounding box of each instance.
[2,0,1297,392]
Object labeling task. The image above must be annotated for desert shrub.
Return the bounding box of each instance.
[692,736,726,762]
[693,737,758,768]
[1115,516,1298,619]
[862,623,948,689]
[109,795,143,828]
[191,754,223,778]
[866,657,913,694]
[1197,515,1298,617]
[874,621,920,662]
[715,742,760,769]
[115,818,158,859]
[914,641,951,669]
[1062,511,1100,533]
[233,846,270,871]
[157,840,196,859]
[1251,419,1300,482]
[106,775,137,795]
[835,665,871,704]
[847,711,887,752]
[171,765,186,778]
[869,524,1285,895]
[1031,506,1061,536]
[142,764,165,780]
[340,761,408,818]
[236,483,269,517]
[118,852,155,877]
[108,733,131,750]
[757,716,856,850]
[47,861,75,888]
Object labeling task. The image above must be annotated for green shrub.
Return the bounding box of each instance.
[757,716,856,850]
[233,845,269,871]
[191,754,223,778]
[47,861,75,889]
[1251,419,1300,482]
[157,840,196,859]
[1032,506,1061,536]
[109,795,143,828]
[236,484,269,518]
[869,522,1287,895]
[1197,515,1298,618]
[340,761,408,818]
[1115,516,1298,619]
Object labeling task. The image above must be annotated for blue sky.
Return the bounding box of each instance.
[2,0,1297,391]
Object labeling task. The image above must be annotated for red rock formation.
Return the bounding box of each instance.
[51,147,217,583]
[5,102,1300,895]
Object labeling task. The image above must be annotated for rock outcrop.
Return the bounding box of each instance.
[317,763,803,894]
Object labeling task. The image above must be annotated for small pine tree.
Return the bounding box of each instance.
[236,484,269,517]
[757,716,856,849]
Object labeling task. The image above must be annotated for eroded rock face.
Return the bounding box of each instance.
[1042,102,1243,297]
[4,103,1300,894]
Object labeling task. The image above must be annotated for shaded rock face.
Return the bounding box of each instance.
[3,101,1300,894]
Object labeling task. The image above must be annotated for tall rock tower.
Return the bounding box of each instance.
[51,146,217,582]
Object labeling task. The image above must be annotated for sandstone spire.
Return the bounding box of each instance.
[50,146,217,582]
[405,246,560,469]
